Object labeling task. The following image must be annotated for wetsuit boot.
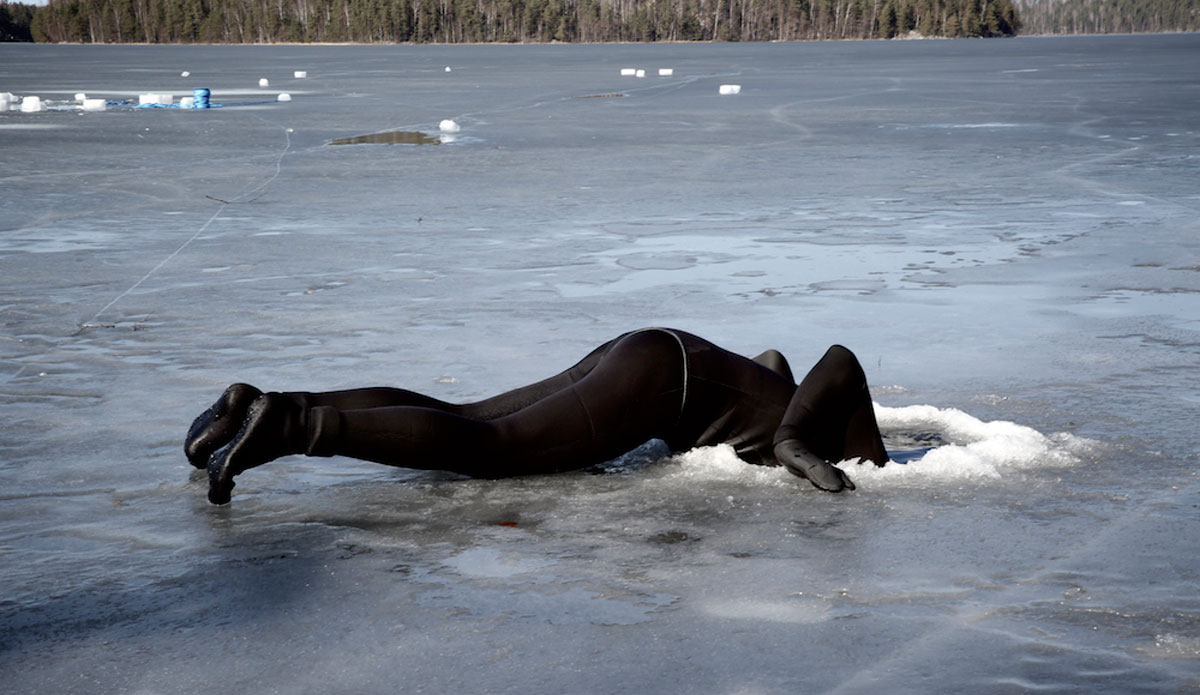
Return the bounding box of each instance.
[185,383,262,468]
[206,393,307,504]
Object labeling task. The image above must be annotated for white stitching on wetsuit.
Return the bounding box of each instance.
[628,327,688,424]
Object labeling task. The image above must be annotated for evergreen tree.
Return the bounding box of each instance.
[1,1,35,40]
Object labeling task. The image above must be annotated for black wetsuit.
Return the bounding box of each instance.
[285,328,888,477]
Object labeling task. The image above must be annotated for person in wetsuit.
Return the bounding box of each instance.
[187,328,890,504]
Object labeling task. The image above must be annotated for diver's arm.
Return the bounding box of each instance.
[773,394,856,493]
[773,436,855,493]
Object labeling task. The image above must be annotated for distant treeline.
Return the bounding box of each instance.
[20,0,1019,43]
[1015,0,1198,34]
[7,0,1196,43]
[1,1,35,40]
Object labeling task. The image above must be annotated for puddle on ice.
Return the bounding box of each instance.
[442,547,557,578]
[329,130,441,146]
[702,596,830,624]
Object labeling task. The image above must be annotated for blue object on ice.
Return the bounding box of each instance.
[888,447,935,465]
[104,89,278,110]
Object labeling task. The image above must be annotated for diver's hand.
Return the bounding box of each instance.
[774,439,855,493]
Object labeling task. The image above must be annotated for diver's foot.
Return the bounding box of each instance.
[206,393,303,505]
[185,383,262,468]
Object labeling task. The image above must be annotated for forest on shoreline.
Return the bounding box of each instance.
[1014,0,1196,34]
[1,0,1195,44]
[13,0,1020,43]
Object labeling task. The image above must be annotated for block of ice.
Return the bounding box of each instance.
[82,98,107,111]
[138,93,172,105]
[277,93,292,102]
[181,71,190,77]
[20,96,42,112]
[659,68,674,76]
[0,94,9,111]
[636,69,646,78]
[178,96,194,108]
[719,84,741,95]
[258,78,269,87]
[74,92,87,102]
[444,66,452,72]
[620,68,636,76]
[439,119,461,133]
[294,71,307,78]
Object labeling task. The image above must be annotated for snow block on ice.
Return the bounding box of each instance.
[139,93,172,105]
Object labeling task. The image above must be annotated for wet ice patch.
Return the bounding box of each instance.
[0,123,65,130]
[867,404,1093,483]
[1140,633,1200,660]
[442,547,557,578]
[890,122,1024,130]
[940,122,1021,129]
[416,583,677,625]
[703,596,830,624]
[0,226,124,253]
[422,547,677,626]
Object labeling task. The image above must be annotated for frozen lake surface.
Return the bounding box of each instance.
[2,35,1199,693]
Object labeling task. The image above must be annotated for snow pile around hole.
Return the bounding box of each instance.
[865,403,1095,483]
[652,403,1094,489]
[665,444,794,488]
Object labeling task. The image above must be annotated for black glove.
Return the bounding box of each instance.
[774,439,856,493]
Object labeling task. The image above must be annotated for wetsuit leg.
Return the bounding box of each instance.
[305,330,686,477]
[782,345,888,466]
[282,340,615,420]
[203,336,641,502]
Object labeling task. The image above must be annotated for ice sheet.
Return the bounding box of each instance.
[1,36,1199,694]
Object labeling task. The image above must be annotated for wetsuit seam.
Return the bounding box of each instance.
[638,327,689,426]
[671,331,689,425]
[569,386,597,442]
